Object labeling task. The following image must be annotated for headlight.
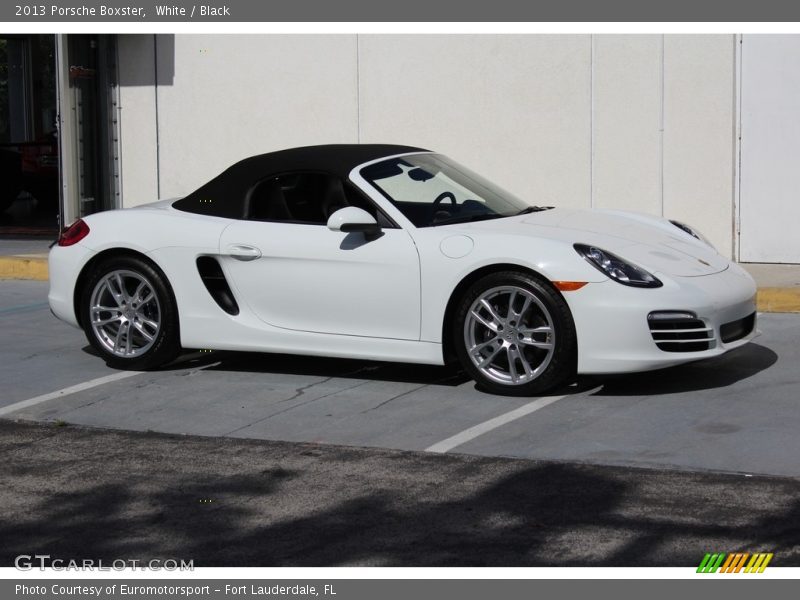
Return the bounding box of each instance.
[574,244,662,288]
[669,220,714,248]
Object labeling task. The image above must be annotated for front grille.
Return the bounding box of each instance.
[648,311,715,352]
[720,312,756,344]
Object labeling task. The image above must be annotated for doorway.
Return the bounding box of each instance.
[63,35,120,223]
[0,34,119,237]
[0,34,59,235]
[739,34,800,264]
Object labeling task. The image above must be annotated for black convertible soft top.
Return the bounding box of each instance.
[173,144,427,219]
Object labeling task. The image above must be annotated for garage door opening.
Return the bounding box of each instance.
[0,34,59,236]
[0,34,119,240]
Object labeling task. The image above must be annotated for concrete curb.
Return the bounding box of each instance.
[756,287,800,313]
[2,255,799,312]
[0,256,48,281]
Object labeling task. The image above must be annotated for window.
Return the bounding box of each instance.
[246,172,394,227]
[361,154,530,228]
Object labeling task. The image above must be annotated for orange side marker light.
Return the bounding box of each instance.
[552,281,588,292]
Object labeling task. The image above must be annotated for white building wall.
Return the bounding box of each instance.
[663,35,736,259]
[592,35,662,215]
[359,35,592,210]
[117,35,159,206]
[117,34,737,257]
[738,35,800,263]
[119,35,358,204]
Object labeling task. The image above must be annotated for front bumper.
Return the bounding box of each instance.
[568,262,758,374]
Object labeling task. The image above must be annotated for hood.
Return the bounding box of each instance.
[467,208,729,277]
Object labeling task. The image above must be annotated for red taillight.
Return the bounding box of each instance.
[58,219,90,247]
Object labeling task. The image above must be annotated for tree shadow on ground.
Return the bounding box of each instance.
[1,433,798,567]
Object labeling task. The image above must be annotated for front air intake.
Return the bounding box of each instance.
[196,256,239,315]
[720,312,756,344]
[647,311,715,352]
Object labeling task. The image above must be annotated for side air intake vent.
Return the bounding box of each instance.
[647,311,715,352]
[196,256,239,315]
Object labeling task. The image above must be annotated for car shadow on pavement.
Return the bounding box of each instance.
[82,342,777,397]
[176,352,605,397]
[178,350,473,387]
[1,421,798,567]
[78,344,594,397]
[586,343,778,396]
[81,345,472,388]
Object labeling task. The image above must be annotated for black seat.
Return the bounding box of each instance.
[250,179,292,221]
[321,177,349,219]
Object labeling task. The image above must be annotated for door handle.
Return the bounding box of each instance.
[225,244,262,261]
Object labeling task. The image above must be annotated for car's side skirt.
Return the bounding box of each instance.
[180,314,445,365]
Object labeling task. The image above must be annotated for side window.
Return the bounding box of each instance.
[246,172,393,227]
[247,173,327,224]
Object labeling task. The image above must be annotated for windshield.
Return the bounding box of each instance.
[360,154,534,228]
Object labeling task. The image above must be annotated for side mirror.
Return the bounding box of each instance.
[327,206,381,236]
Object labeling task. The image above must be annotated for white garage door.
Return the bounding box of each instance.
[740,35,800,264]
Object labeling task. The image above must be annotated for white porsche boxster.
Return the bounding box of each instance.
[49,144,758,396]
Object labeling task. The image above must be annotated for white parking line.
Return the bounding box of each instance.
[425,394,568,454]
[0,371,142,417]
[0,351,218,418]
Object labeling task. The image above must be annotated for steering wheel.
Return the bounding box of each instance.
[433,191,457,206]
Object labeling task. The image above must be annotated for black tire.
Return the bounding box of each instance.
[453,270,577,396]
[79,255,181,370]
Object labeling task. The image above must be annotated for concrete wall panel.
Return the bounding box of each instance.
[663,35,735,255]
[358,35,592,209]
[592,35,662,214]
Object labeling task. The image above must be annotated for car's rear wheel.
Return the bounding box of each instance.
[80,255,181,370]
[454,271,577,396]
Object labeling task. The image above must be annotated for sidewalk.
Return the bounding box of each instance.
[1,238,798,312]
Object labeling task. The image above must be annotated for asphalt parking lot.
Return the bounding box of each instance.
[2,279,799,478]
[3,419,799,566]
[2,279,800,566]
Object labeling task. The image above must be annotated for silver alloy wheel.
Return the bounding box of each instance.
[89,269,161,358]
[463,285,556,386]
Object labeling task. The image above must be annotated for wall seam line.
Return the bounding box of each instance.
[356,34,361,144]
[734,34,743,262]
[153,34,161,199]
[659,34,665,217]
[589,34,594,209]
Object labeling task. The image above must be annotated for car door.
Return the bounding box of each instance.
[217,172,421,340]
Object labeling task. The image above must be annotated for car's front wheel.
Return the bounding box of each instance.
[454,271,577,396]
[80,255,181,370]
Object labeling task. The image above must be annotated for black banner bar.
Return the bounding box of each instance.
[4,0,800,22]
[2,579,797,600]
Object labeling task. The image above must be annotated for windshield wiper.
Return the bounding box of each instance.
[515,206,552,215]
[432,213,505,226]
[433,205,553,226]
